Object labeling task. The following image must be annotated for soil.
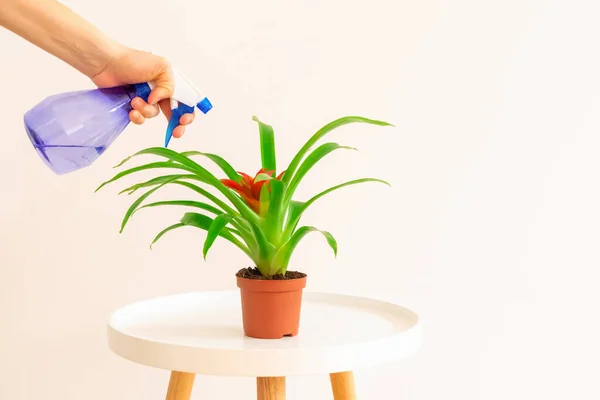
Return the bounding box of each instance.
[236,267,307,280]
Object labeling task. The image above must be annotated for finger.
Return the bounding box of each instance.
[180,112,195,125]
[131,97,160,119]
[158,99,172,120]
[148,86,173,106]
[147,58,174,105]
[172,125,186,138]
[129,110,145,125]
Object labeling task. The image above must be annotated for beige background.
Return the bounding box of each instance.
[2,0,600,398]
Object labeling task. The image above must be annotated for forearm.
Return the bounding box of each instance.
[0,0,125,77]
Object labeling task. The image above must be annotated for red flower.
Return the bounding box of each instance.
[221,168,285,213]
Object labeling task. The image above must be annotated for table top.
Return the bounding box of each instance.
[107,290,422,377]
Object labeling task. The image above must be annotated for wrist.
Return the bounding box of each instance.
[77,35,129,79]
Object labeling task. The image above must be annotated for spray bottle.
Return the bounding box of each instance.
[23,67,212,175]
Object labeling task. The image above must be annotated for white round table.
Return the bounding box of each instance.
[107,290,422,399]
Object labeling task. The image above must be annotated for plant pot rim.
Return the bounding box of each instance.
[236,274,307,293]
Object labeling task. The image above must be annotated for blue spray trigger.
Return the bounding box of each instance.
[165,103,195,147]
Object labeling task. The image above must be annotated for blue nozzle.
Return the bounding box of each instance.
[197,97,212,114]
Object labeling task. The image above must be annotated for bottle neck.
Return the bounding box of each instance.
[124,83,151,103]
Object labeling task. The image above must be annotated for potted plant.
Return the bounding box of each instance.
[97,115,393,339]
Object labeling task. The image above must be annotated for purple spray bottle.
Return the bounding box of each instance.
[24,67,212,175]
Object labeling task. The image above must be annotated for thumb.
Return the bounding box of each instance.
[147,58,174,105]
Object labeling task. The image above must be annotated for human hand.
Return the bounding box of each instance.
[91,47,194,139]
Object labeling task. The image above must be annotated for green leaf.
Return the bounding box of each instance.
[120,175,251,240]
[284,142,356,204]
[259,184,270,216]
[203,214,234,260]
[178,151,242,182]
[253,116,276,172]
[150,223,185,249]
[163,183,254,251]
[110,172,234,216]
[95,162,199,192]
[254,173,273,183]
[115,147,213,175]
[171,181,236,216]
[283,200,306,237]
[281,116,393,186]
[134,200,222,216]
[113,147,197,169]
[264,179,285,244]
[180,212,214,229]
[231,215,260,256]
[282,178,390,238]
[117,177,256,251]
[119,174,199,195]
[180,212,252,257]
[114,147,261,225]
[120,176,181,233]
[272,226,338,272]
[246,219,277,276]
[150,217,247,252]
[163,199,254,250]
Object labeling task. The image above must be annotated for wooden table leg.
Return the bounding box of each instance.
[330,371,356,400]
[166,371,196,400]
[257,376,286,400]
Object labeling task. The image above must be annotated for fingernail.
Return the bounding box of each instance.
[131,98,141,106]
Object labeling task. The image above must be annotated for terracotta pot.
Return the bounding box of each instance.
[237,275,307,339]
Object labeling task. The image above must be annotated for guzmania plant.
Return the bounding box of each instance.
[96,116,393,278]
